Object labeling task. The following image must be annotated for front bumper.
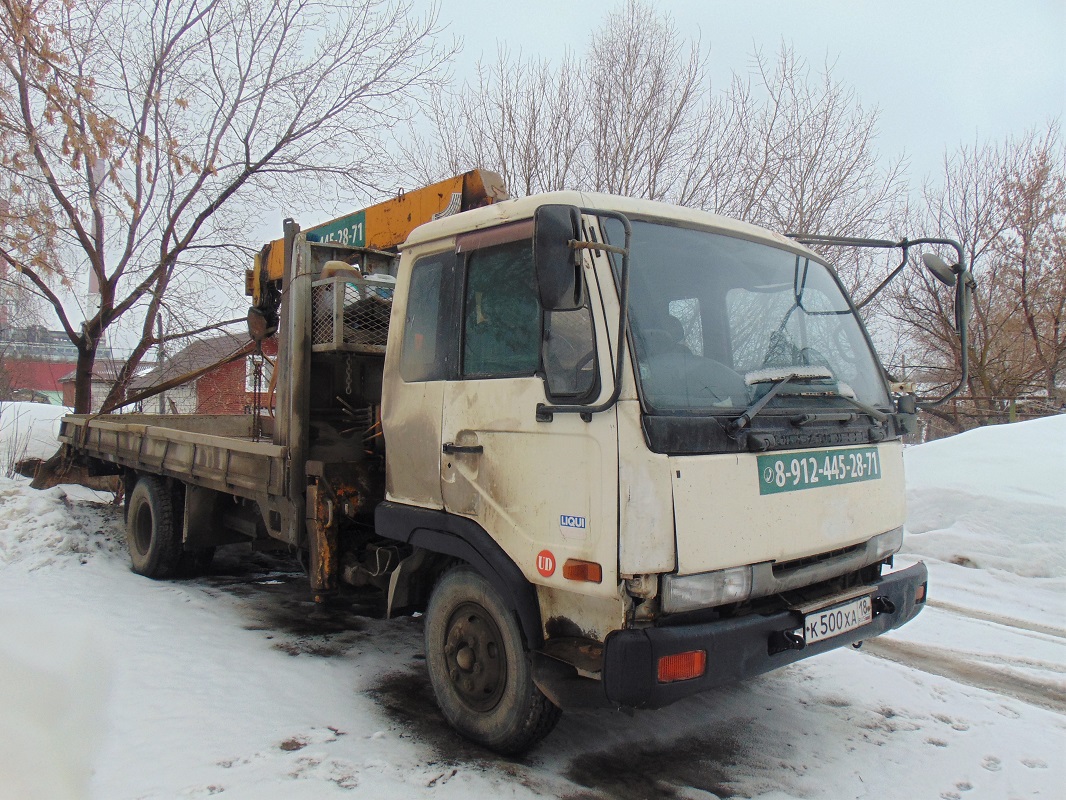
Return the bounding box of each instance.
[601,562,927,708]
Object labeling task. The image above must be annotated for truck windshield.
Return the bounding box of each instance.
[605,219,890,413]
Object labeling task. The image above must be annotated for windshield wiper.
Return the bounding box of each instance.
[792,396,889,426]
[728,372,814,433]
[729,367,889,433]
[825,393,888,423]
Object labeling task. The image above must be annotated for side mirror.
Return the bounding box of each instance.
[533,205,584,311]
[922,252,973,331]
[921,253,957,287]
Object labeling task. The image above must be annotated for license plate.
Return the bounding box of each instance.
[799,594,873,645]
[757,446,882,495]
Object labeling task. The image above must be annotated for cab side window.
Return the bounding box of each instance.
[543,306,596,399]
[400,253,452,382]
[462,240,541,377]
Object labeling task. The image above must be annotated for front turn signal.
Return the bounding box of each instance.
[657,650,707,683]
[563,559,602,583]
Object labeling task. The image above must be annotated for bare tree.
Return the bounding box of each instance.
[893,139,1008,430]
[730,48,907,237]
[707,46,910,321]
[0,348,14,400]
[581,0,711,201]
[399,0,712,201]
[400,47,585,197]
[889,123,1065,432]
[997,124,1066,403]
[405,3,905,261]
[0,0,452,413]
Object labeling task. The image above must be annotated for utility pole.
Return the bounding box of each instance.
[157,314,166,414]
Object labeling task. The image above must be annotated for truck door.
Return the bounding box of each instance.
[439,222,620,626]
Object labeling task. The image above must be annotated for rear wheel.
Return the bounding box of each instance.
[126,475,183,578]
[424,566,561,754]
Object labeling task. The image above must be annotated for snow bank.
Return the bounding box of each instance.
[0,607,110,800]
[902,415,1066,579]
[0,476,118,800]
[0,401,70,469]
[0,481,94,568]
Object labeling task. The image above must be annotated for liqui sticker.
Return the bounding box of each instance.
[559,514,588,541]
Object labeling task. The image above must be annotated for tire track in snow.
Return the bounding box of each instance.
[926,598,1066,640]
[862,637,1066,714]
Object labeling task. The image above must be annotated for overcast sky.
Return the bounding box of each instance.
[417,0,1065,182]
[60,0,1066,345]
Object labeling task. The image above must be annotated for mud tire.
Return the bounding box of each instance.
[126,475,183,578]
[424,566,561,754]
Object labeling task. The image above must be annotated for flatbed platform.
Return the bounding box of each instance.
[58,414,287,500]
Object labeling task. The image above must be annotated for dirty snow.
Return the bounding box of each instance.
[0,410,1063,799]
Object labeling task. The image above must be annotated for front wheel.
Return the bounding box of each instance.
[424,566,561,754]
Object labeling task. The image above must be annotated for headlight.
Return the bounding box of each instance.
[661,565,754,613]
[871,527,904,561]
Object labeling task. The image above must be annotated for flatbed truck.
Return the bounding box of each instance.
[58,172,973,753]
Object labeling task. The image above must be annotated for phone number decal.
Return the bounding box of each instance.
[757,447,882,495]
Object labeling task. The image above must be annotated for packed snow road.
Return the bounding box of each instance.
[1,415,1063,799]
[863,600,1066,714]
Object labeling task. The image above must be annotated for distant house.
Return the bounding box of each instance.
[58,332,274,414]
[130,332,276,415]
[58,359,156,412]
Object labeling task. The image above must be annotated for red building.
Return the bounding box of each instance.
[7,360,75,404]
[1,326,80,405]
[57,332,273,414]
[133,332,276,415]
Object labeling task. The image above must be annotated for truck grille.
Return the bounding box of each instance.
[772,543,863,577]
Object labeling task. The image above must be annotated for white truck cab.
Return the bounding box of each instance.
[375,192,937,749]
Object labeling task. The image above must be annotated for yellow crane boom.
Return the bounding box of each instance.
[247,170,507,305]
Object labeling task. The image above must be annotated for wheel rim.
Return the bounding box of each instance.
[131,501,153,556]
[443,601,507,712]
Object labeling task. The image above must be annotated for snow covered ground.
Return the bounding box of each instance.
[0,401,71,470]
[0,408,1063,799]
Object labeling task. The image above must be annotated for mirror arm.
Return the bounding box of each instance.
[571,240,627,256]
[789,232,974,410]
[538,211,632,422]
[786,234,965,274]
[856,240,910,309]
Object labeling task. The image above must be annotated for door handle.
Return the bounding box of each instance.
[443,442,484,455]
